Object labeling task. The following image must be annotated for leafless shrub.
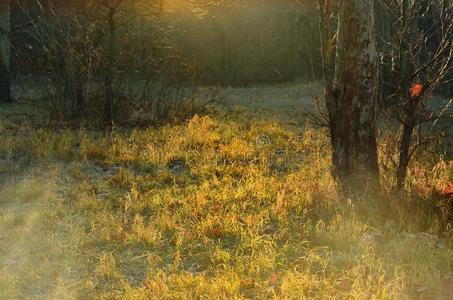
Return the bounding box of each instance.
[120,78,219,126]
[15,0,207,127]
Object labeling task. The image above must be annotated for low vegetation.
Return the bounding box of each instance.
[0,103,452,299]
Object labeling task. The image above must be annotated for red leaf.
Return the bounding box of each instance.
[268,272,278,285]
[409,83,423,99]
[443,183,453,199]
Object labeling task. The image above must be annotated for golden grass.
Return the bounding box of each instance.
[0,108,452,299]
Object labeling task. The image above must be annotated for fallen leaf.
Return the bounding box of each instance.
[335,278,352,291]
[442,183,453,199]
[268,272,278,285]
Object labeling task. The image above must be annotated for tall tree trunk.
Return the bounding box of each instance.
[375,0,392,106]
[327,0,380,193]
[0,0,11,103]
[104,8,117,127]
[319,0,337,129]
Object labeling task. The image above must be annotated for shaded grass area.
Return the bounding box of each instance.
[0,105,452,299]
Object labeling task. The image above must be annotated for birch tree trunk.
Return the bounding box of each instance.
[0,0,11,103]
[328,0,380,193]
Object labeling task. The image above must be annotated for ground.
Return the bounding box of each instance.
[0,83,452,299]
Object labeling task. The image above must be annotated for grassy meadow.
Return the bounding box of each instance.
[0,93,452,299]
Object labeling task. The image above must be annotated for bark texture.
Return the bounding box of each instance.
[326,0,380,192]
[0,0,11,103]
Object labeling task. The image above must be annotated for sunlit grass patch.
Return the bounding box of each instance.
[0,109,452,299]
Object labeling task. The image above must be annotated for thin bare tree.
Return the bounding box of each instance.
[379,0,453,190]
